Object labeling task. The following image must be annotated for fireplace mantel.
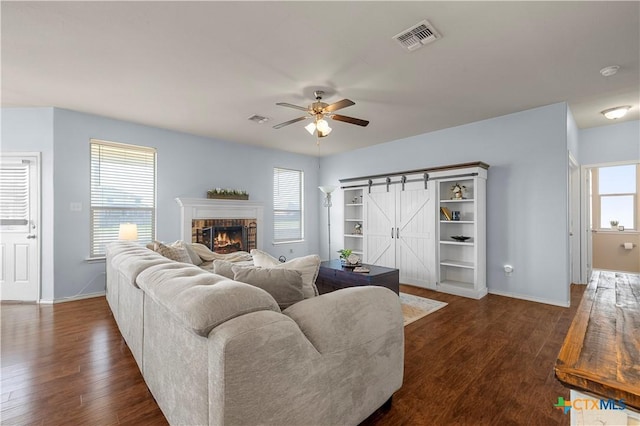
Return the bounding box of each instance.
[175,198,264,250]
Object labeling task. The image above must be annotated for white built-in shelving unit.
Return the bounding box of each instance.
[437,169,487,299]
[343,188,364,256]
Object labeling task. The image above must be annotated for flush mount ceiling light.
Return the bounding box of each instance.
[599,65,620,77]
[601,106,631,120]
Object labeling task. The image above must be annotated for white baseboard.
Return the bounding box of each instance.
[39,291,106,304]
[488,289,570,307]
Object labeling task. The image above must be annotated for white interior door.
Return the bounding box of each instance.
[0,153,40,301]
[396,181,436,288]
[584,168,593,281]
[364,186,395,268]
[569,154,582,284]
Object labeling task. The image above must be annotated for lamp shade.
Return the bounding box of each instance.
[118,223,138,241]
[305,122,316,135]
[318,185,337,194]
[316,119,331,134]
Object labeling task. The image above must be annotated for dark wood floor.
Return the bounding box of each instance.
[1,285,585,425]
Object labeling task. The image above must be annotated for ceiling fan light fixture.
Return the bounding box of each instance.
[601,105,631,120]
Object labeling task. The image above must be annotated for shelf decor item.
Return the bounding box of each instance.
[451,236,471,242]
[207,188,249,200]
[353,222,362,234]
[451,183,466,199]
[440,207,452,220]
[610,220,619,230]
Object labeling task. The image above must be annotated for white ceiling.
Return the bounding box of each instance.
[2,1,639,157]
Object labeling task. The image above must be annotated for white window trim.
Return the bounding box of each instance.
[89,139,157,257]
[273,167,304,244]
[591,163,639,231]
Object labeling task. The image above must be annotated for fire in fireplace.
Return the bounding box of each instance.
[202,226,247,254]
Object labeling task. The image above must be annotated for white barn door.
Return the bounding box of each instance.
[364,186,395,268]
[396,181,436,288]
[0,153,40,301]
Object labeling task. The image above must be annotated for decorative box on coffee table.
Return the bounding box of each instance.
[316,260,400,295]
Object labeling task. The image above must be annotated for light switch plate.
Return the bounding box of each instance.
[70,202,82,212]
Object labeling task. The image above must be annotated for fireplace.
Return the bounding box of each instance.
[176,198,264,252]
[194,219,257,254]
[201,225,248,254]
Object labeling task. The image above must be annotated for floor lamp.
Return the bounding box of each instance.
[319,185,337,261]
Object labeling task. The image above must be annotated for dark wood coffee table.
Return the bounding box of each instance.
[316,260,399,295]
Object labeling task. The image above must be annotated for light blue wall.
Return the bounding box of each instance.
[1,108,56,300]
[579,120,640,165]
[3,107,320,301]
[320,103,571,306]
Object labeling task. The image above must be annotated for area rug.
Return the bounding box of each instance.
[400,292,448,326]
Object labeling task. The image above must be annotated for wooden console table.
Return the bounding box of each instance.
[316,260,400,295]
[555,271,640,418]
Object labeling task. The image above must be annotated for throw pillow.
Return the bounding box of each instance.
[232,266,304,309]
[174,241,203,266]
[156,242,192,264]
[250,249,320,298]
[212,259,236,279]
[250,249,280,266]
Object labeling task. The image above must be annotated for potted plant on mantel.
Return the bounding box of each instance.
[207,188,249,200]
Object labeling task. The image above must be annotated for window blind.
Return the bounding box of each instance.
[90,140,156,257]
[0,162,29,227]
[273,167,304,242]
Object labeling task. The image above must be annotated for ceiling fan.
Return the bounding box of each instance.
[273,90,369,138]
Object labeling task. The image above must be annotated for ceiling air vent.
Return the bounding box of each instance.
[248,114,269,124]
[393,20,441,52]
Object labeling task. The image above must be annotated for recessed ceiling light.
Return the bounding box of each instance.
[600,65,620,77]
[601,106,631,120]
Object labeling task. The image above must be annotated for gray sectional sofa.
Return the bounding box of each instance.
[105,241,404,425]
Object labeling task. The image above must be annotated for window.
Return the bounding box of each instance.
[90,139,156,257]
[0,160,29,231]
[593,164,638,230]
[273,167,304,243]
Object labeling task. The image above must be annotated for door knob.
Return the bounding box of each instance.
[26,234,36,239]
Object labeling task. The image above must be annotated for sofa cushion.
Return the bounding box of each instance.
[232,266,304,309]
[107,242,172,288]
[212,259,236,279]
[156,242,192,264]
[251,249,320,298]
[137,262,280,337]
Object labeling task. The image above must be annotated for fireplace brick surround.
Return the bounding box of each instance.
[175,198,264,251]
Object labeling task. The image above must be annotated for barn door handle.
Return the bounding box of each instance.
[396,228,399,239]
[391,228,394,239]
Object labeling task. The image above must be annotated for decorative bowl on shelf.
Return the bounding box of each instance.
[451,236,471,242]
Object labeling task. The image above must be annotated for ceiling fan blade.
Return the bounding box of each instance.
[331,114,369,127]
[272,116,307,129]
[324,99,355,113]
[276,102,309,112]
